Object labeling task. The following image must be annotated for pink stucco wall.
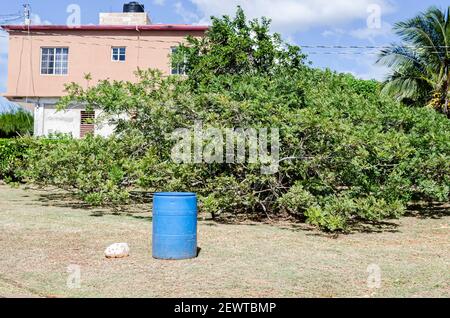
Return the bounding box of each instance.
[5,28,205,97]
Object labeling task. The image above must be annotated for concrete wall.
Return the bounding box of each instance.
[95,110,129,137]
[6,29,205,98]
[42,106,81,137]
[99,13,151,25]
[34,101,121,138]
[5,25,206,138]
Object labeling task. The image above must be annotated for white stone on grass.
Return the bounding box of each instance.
[104,243,130,258]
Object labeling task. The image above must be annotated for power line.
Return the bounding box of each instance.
[0,11,22,17]
[1,29,449,54]
[2,29,449,51]
[0,8,23,24]
[307,51,378,55]
[0,16,23,23]
[4,29,449,51]
[300,45,450,49]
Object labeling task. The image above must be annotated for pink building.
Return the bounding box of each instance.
[1,5,207,137]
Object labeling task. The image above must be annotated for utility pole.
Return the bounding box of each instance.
[23,4,31,26]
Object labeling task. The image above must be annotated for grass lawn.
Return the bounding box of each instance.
[0,184,448,298]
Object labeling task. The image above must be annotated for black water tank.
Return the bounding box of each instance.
[123,2,144,13]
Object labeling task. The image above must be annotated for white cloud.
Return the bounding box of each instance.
[153,0,166,6]
[188,0,396,33]
[321,22,392,44]
[322,29,344,37]
[339,54,389,81]
[284,34,298,45]
[352,66,387,81]
[355,64,390,81]
[174,2,199,23]
[30,13,52,25]
[350,21,392,43]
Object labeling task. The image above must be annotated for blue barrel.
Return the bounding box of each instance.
[152,192,197,260]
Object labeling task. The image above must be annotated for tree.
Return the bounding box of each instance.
[377,6,450,116]
[172,6,306,84]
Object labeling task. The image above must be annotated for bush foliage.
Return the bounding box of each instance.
[3,66,448,231]
[0,110,33,138]
[1,8,449,231]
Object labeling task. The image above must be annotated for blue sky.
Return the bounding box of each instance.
[0,0,448,93]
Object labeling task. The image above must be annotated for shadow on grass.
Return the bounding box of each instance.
[33,191,151,219]
[130,215,152,221]
[31,189,449,235]
[405,202,449,219]
[347,220,400,234]
[206,212,403,236]
[35,192,93,209]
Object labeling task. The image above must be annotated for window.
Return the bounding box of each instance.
[112,47,126,61]
[80,111,95,137]
[41,48,69,75]
[171,47,186,75]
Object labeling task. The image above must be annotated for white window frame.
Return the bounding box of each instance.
[111,47,126,62]
[40,47,69,76]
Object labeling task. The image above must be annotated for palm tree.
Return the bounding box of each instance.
[377,6,449,116]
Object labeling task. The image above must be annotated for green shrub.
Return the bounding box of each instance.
[0,110,33,138]
[22,134,143,205]
[3,68,446,231]
[0,137,36,182]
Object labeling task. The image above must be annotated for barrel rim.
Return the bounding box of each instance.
[154,192,196,197]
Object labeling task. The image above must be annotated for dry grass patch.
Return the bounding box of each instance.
[0,185,448,297]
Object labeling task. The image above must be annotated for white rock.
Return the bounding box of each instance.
[104,243,130,258]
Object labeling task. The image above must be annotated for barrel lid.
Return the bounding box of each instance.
[154,192,196,197]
